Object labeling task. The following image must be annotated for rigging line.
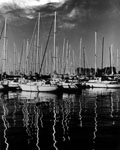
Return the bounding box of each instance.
[28,19,38,61]
[18,40,24,72]
[39,16,54,75]
[0,20,5,40]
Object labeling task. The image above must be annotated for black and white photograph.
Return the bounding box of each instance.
[0,0,120,150]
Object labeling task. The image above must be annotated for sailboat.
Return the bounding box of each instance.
[85,77,120,88]
[1,17,20,91]
[85,33,120,88]
[19,12,59,92]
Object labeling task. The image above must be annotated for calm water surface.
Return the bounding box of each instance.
[0,88,120,150]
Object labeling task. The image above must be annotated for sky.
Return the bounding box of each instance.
[0,0,120,71]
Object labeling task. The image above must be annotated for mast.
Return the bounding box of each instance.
[53,11,56,73]
[23,39,26,73]
[36,12,40,73]
[33,34,37,73]
[83,47,85,75]
[40,46,43,74]
[39,17,54,75]
[69,46,71,74]
[44,53,48,74]
[66,40,69,74]
[67,43,70,75]
[3,17,7,73]
[101,37,104,70]
[48,49,51,74]
[117,48,119,74]
[56,46,58,73]
[13,42,17,74]
[79,38,82,74]
[95,31,97,75]
[18,40,24,73]
[25,39,29,75]
[29,18,38,73]
[73,50,75,74]
[109,46,111,74]
[111,44,114,75]
[62,38,65,74]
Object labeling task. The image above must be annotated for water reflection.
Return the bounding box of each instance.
[93,98,97,147]
[53,100,58,150]
[0,92,28,150]
[2,100,9,150]
[0,89,120,149]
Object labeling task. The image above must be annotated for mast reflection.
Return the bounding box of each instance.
[93,98,97,148]
[1,88,120,150]
[1,92,28,150]
[21,91,58,150]
[53,100,58,150]
[79,95,82,127]
[2,100,9,150]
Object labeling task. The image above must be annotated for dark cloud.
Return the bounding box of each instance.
[0,0,120,29]
[0,0,69,23]
[57,0,120,29]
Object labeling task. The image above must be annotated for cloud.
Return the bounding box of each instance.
[0,0,67,10]
[1,0,120,29]
[60,0,120,25]
[67,8,79,19]
[0,0,68,21]
[59,22,76,29]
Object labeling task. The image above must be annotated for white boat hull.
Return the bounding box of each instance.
[86,80,120,88]
[8,81,20,89]
[86,82,107,88]
[37,84,58,92]
[19,82,58,92]
[19,82,38,92]
[106,83,120,88]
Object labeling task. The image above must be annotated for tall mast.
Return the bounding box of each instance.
[39,17,54,75]
[13,42,16,74]
[109,46,111,74]
[3,17,7,73]
[62,38,65,74]
[34,34,37,73]
[49,49,51,74]
[56,46,58,73]
[19,40,24,73]
[73,50,75,74]
[111,44,114,75]
[79,38,82,74]
[45,53,48,74]
[66,40,69,74]
[117,48,119,73]
[36,12,40,73]
[53,11,56,73]
[25,39,29,75]
[68,44,71,74]
[95,31,97,75]
[83,47,85,75]
[101,37,104,70]
[29,18,38,73]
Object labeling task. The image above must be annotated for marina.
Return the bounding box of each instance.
[0,0,120,150]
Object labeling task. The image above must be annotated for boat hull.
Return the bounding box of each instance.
[19,82,38,92]
[37,84,58,92]
[58,82,81,93]
[86,81,120,88]
[19,82,58,92]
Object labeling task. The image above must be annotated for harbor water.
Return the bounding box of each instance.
[0,88,120,150]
